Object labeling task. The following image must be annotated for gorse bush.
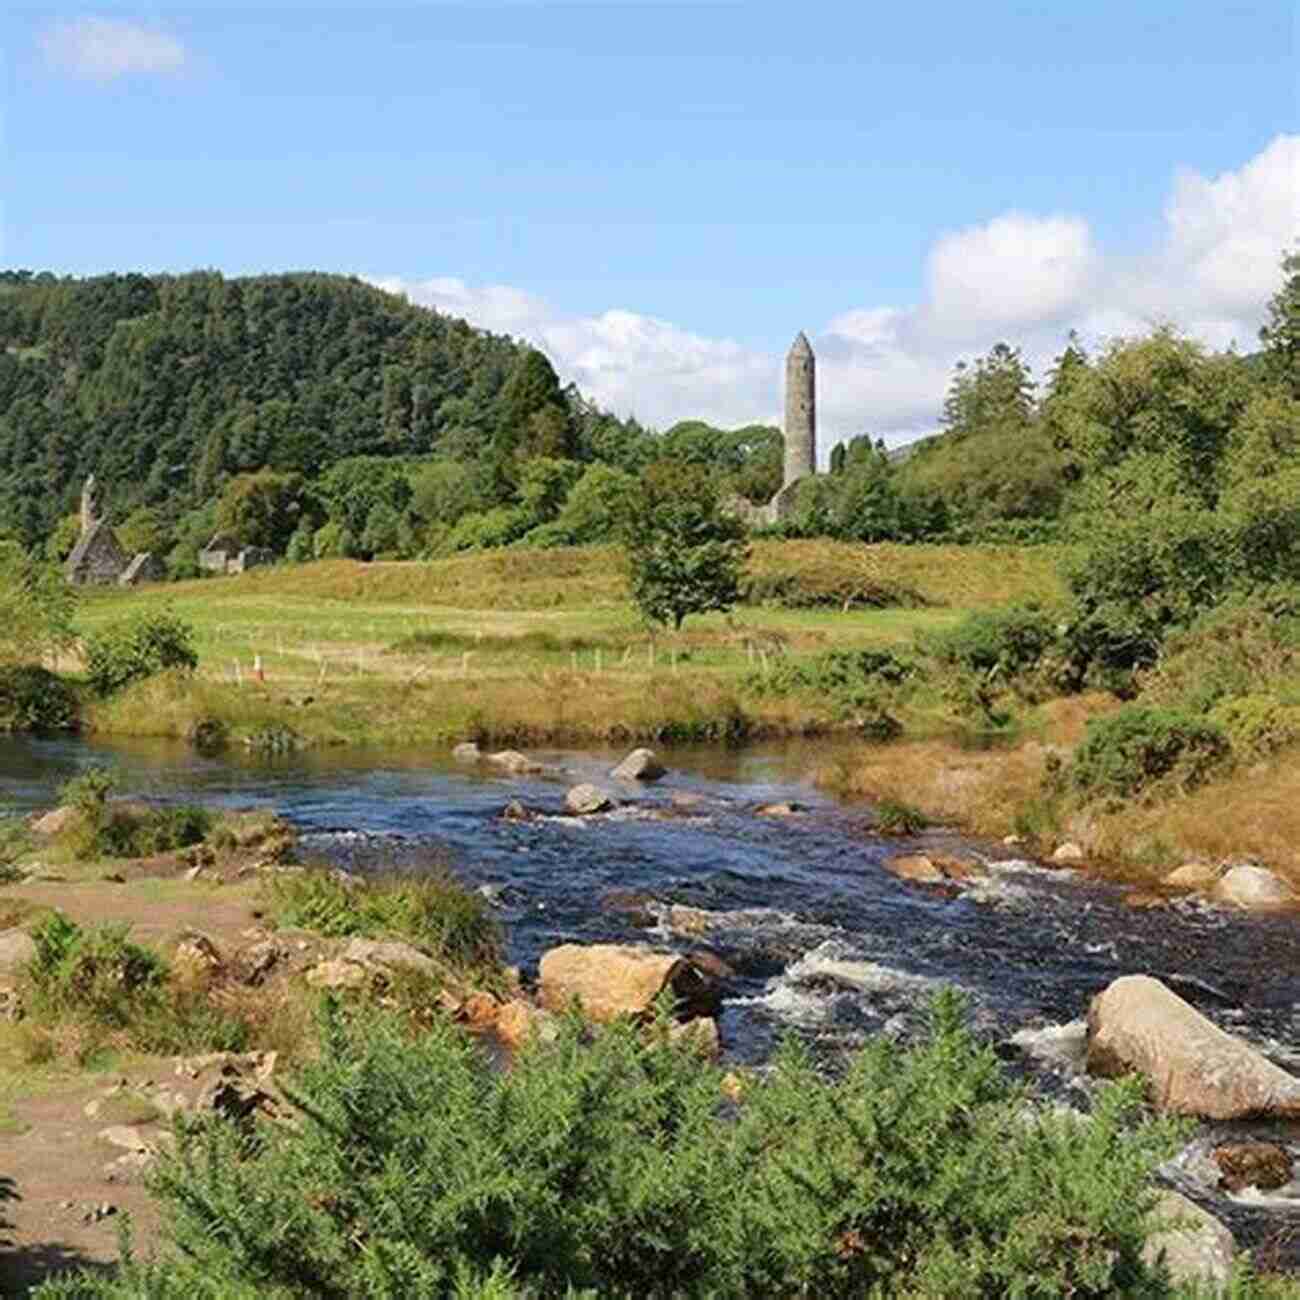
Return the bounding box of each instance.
[83,608,198,696]
[1068,707,1232,800]
[32,989,1232,1300]
[0,664,79,733]
[263,868,501,972]
[1208,693,1300,760]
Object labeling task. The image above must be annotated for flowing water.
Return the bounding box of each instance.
[3,734,1299,1264]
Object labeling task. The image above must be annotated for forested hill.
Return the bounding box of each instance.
[0,269,646,545]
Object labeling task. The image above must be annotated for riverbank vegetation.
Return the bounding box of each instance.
[22,989,1297,1299]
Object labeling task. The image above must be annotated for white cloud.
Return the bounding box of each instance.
[40,17,187,82]
[377,134,1299,450]
[923,213,1096,338]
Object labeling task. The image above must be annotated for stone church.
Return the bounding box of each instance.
[64,476,164,587]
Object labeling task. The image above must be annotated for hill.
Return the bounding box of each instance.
[0,270,639,547]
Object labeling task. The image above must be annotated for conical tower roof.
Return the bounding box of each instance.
[788,330,813,357]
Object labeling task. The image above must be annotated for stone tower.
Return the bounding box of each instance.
[80,474,103,535]
[783,331,816,487]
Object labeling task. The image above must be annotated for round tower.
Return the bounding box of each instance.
[783,331,816,487]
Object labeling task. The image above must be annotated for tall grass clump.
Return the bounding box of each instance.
[34,988,1267,1299]
[263,868,501,973]
[55,766,212,861]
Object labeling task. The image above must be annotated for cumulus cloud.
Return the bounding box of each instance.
[378,134,1298,449]
[40,17,187,82]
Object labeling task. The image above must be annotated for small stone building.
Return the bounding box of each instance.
[198,534,273,576]
[119,552,167,587]
[65,518,129,586]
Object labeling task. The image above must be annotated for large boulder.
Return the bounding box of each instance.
[31,804,79,836]
[452,741,482,763]
[884,854,946,884]
[565,784,613,815]
[1211,865,1296,910]
[611,748,666,782]
[1086,975,1300,1119]
[1140,1191,1235,1295]
[0,928,36,971]
[538,943,720,1022]
[339,937,440,976]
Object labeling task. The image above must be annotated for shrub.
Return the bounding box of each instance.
[923,603,1059,680]
[82,609,198,697]
[748,648,913,734]
[263,868,500,973]
[1141,585,1300,713]
[56,769,212,860]
[25,913,168,1029]
[874,797,928,835]
[446,506,534,553]
[0,664,79,733]
[1209,693,1300,760]
[18,915,252,1062]
[32,990,1212,1299]
[1068,707,1232,800]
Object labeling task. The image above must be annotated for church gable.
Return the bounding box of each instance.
[65,519,128,586]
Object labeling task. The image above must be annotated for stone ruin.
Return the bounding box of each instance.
[64,475,166,587]
[726,332,818,527]
[198,534,274,576]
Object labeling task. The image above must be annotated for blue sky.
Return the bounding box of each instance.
[4,2,1297,441]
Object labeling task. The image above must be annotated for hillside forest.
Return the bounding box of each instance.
[0,256,1296,602]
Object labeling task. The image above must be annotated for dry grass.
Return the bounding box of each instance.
[1080,757,1300,889]
[817,739,1055,842]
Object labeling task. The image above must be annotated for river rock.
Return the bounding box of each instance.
[1211,865,1296,910]
[1086,974,1300,1119]
[1140,1191,1235,1294]
[340,937,439,976]
[500,799,536,822]
[756,801,801,817]
[1163,862,1220,892]
[565,784,613,815]
[0,928,36,971]
[305,958,367,990]
[487,750,542,775]
[30,805,78,836]
[538,944,720,1022]
[884,854,946,884]
[1212,1142,1294,1192]
[668,1017,720,1059]
[457,991,501,1029]
[494,998,558,1050]
[452,741,482,762]
[599,889,658,927]
[611,748,666,782]
[1051,841,1085,865]
[172,932,223,980]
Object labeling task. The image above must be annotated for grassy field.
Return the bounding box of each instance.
[72,541,1066,748]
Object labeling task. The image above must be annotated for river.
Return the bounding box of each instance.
[2,733,1298,1263]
